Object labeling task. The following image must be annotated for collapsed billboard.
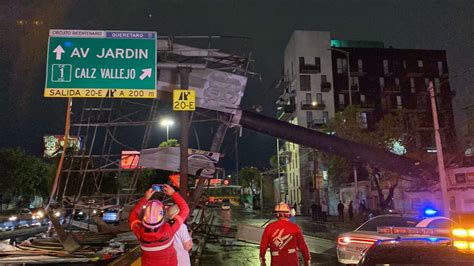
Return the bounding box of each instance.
[158,68,247,114]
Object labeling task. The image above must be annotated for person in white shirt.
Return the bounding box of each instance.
[167,204,193,266]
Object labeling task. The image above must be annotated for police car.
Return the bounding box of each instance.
[358,237,473,265]
[337,211,454,264]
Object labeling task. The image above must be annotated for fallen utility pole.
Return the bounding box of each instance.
[231,110,434,179]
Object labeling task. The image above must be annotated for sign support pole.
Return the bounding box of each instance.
[179,68,191,199]
[429,81,450,217]
[48,97,72,208]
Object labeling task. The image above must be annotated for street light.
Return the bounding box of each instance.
[160,118,174,141]
[329,47,358,204]
[329,47,352,105]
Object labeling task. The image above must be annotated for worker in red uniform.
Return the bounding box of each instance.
[260,202,311,266]
[129,184,189,266]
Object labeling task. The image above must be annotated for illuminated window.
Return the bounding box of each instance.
[350,76,359,90]
[410,78,416,93]
[339,94,345,105]
[403,60,407,69]
[357,59,363,72]
[396,96,402,109]
[360,94,366,103]
[418,60,424,67]
[359,112,368,128]
[16,20,28,25]
[395,78,400,86]
[435,78,441,93]
[438,61,444,75]
[336,58,347,74]
[383,60,389,74]
[379,77,385,89]
[33,20,44,26]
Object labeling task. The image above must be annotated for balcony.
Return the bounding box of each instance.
[350,69,367,76]
[299,64,320,74]
[321,82,331,92]
[301,100,326,110]
[308,118,329,129]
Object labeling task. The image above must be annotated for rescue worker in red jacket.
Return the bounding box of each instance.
[129,184,189,266]
[259,202,311,266]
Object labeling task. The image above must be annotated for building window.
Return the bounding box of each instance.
[383,59,389,74]
[410,78,416,93]
[379,77,385,89]
[314,57,321,73]
[396,96,402,109]
[300,75,311,91]
[323,111,329,123]
[358,59,363,72]
[336,58,347,74]
[418,60,424,67]
[350,76,359,90]
[403,60,407,69]
[424,78,429,87]
[360,94,366,104]
[395,78,400,86]
[435,78,441,93]
[305,93,312,103]
[316,93,323,104]
[438,61,444,75]
[339,94,345,105]
[299,57,305,65]
[306,111,313,126]
[321,75,327,83]
[336,58,342,74]
[359,112,368,128]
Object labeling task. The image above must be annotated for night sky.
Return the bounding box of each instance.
[1,0,473,172]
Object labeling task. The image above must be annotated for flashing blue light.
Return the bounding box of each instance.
[424,208,438,216]
[428,237,440,242]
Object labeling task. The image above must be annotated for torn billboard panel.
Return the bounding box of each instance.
[139,147,220,178]
[157,68,247,114]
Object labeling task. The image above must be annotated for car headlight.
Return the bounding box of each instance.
[35,211,44,219]
[9,215,18,221]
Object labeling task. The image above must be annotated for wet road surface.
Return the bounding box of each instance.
[197,207,339,265]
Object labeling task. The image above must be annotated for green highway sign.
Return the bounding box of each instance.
[45,29,157,98]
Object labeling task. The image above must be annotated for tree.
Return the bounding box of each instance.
[327,106,414,211]
[0,148,53,206]
[239,167,262,193]
[159,138,179,148]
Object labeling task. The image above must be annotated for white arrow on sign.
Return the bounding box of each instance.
[139,68,152,80]
[53,45,65,60]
